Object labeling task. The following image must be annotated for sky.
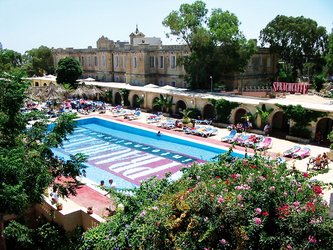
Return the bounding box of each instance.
[1,0,333,54]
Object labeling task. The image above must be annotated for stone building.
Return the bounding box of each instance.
[53,27,278,90]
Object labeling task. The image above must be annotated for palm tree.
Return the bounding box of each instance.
[255,104,274,129]
[180,108,193,124]
[153,94,174,114]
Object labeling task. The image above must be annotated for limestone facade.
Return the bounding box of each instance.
[53,27,278,90]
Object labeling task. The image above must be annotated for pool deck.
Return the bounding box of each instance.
[54,109,333,218]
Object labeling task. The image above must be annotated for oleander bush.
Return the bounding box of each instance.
[80,151,333,249]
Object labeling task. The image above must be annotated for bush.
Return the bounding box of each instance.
[80,152,333,249]
[290,126,312,139]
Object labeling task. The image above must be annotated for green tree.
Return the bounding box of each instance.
[119,88,130,106]
[0,72,86,249]
[163,1,256,90]
[56,57,82,86]
[210,98,239,123]
[0,49,23,72]
[24,46,54,76]
[324,32,333,77]
[153,94,174,114]
[255,104,274,129]
[260,15,328,81]
[277,104,326,138]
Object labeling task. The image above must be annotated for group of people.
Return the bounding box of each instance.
[309,152,329,170]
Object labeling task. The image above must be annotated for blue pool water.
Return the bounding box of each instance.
[52,117,242,189]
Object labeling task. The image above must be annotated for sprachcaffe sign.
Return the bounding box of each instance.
[272,82,309,94]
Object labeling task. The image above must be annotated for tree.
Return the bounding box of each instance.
[153,94,174,114]
[324,32,333,78]
[260,15,328,82]
[56,57,82,86]
[277,104,326,138]
[163,1,256,90]
[210,98,239,123]
[24,46,54,76]
[0,49,23,72]
[0,72,86,249]
[255,104,274,129]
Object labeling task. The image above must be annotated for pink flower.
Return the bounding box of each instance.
[269,186,276,192]
[140,210,146,217]
[255,208,262,215]
[237,194,243,201]
[152,206,158,211]
[217,196,224,203]
[262,211,269,217]
[293,201,300,207]
[308,235,317,244]
[253,217,262,225]
[287,244,293,249]
[220,239,227,245]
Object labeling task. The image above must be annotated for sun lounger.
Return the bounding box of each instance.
[160,119,176,129]
[221,129,237,142]
[283,145,301,157]
[292,147,311,159]
[235,134,250,145]
[198,126,218,137]
[255,137,272,150]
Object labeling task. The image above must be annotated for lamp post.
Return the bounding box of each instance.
[210,76,213,92]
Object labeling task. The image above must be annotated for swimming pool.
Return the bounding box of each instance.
[52,117,243,189]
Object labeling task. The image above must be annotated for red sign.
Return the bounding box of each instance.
[272,82,309,94]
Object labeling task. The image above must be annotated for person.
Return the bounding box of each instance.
[314,154,322,169]
[109,179,117,189]
[82,169,87,177]
[322,152,329,167]
[50,187,58,204]
[156,131,161,136]
[100,180,105,186]
[315,131,323,144]
[264,122,271,136]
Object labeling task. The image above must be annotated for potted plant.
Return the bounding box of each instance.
[56,202,63,211]
[87,206,93,214]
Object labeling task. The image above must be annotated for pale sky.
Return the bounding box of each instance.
[1,0,332,54]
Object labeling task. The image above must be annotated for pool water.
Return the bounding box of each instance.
[52,117,242,189]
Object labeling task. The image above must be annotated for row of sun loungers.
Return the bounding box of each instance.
[221,129,272,150]
[283,145,311,159]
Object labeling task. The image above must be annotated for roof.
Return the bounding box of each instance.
[82,81,333,112]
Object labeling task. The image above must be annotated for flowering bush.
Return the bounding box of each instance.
[80,151,333,249]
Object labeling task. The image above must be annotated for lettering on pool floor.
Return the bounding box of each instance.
[57,127,202,185]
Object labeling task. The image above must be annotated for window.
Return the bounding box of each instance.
[81,56,84,66]
[150,56,155,68]
[88,56,91,66]
[115,55,119,67]
[94,56,98,66]
[159,56,164,68]
[171,55,176,69]
[171,81,176,87]
[133,57,137,68]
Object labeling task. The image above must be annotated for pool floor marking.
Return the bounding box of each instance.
[57,125,201,186]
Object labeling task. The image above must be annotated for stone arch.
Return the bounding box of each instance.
[132,94,140,108]
[202,104,215,119]
[114,92,122,105]
[234,108,248,124]
[35,82,39,87]
[270,110,289,137]
[316,117,333,144]
[175,100,187,115]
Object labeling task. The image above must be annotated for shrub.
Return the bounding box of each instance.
[80,152,333,249]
